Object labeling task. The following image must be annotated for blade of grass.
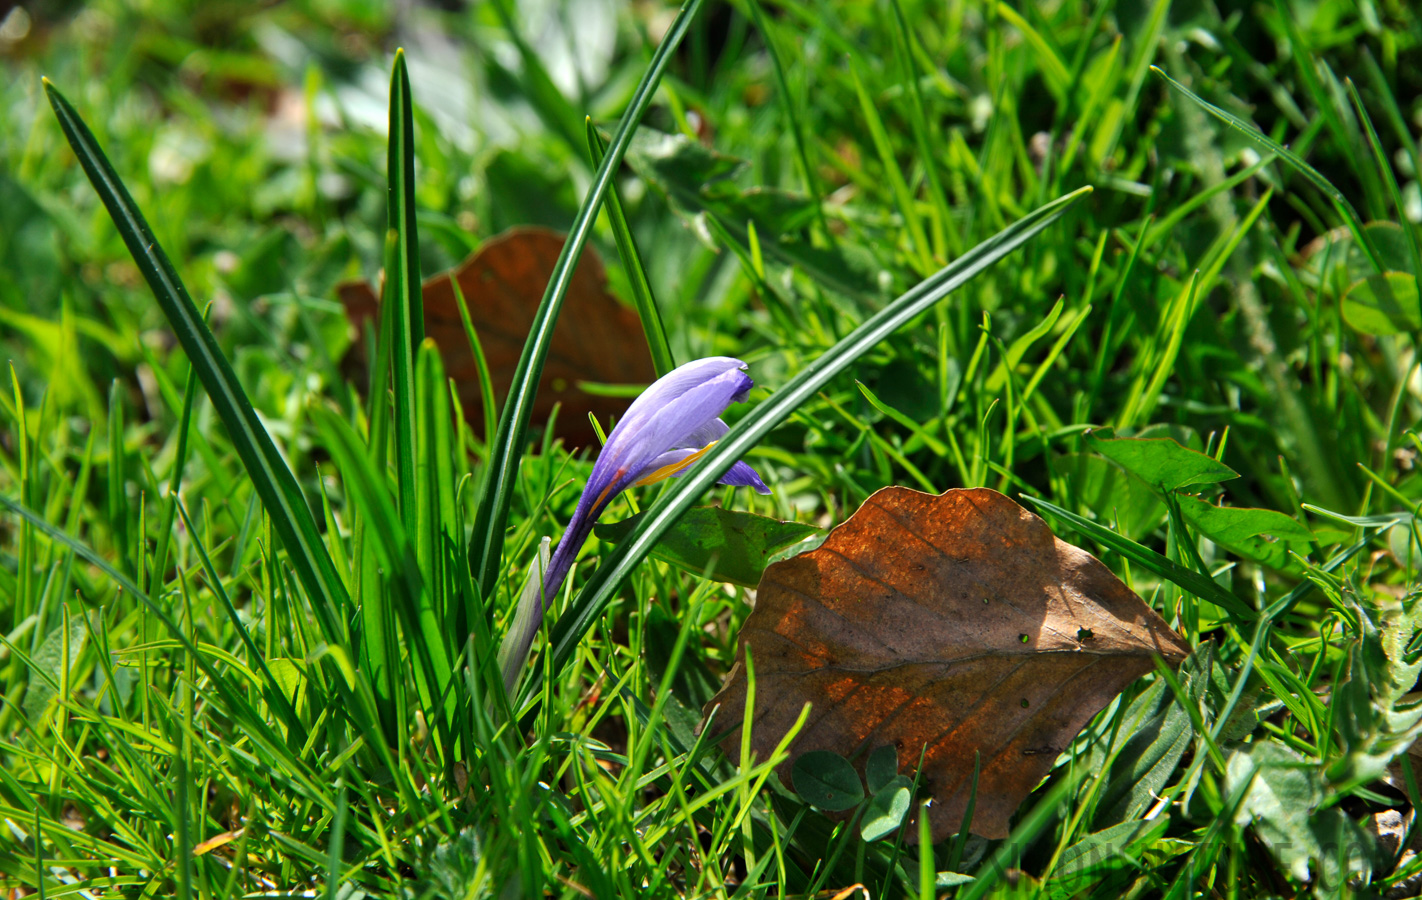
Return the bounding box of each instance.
[311,405,446,738]
[1151,65,1383,274]
[850,63,934,274]
[415,339,458,728]
[469,0,707,600]
[526,186,1094,703]
[43,79,350,643]
[150,365,197,590]
[888,0,954,260]
[1346,78,1422,282]
[1021,495,1257,621]
[745,0,830,245]
[174,498,303,737]
[387,50,424,542]
[585,120,676,377]
[448,274,499,443]
[0,494,346,806]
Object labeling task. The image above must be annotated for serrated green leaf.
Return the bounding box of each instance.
[1330,594,1422,788]
[593,508,818,587]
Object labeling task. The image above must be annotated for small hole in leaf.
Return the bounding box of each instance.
[1018,633,1029,643]
[1020,698,1029,708]
[1077,628,1094,642]
[983,597,990,604]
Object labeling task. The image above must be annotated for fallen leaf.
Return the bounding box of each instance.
[705,486,1190,841]
[339,227,655,448]
[193,830,242,856]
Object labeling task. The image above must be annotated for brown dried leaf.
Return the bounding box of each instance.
[705,487,1190,841]
[338,227,655,448]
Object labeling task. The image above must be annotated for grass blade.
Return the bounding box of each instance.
[586,120,676,377]
[746,0,830,243]
[1021,496,1257,621]
[387,50,424,539]
[1151,65,1383,273]
[469,0,706,599]
[525,186,1094,703]
[42,79,350,639]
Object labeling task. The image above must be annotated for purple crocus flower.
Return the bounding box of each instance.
[498,357,770,694]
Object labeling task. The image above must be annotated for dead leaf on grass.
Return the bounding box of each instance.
[705,486,1190,841]
[338,226,655,448]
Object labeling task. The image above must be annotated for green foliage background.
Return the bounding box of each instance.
[2,0,1421,896]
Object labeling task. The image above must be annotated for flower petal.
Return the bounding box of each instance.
[716,460,772,494]
[637,447,771,494]
[591,364,752,495]
[676,417,729,450]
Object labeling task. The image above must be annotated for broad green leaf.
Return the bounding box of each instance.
[792,750,863,812]
[1175,496,1311,544]
[1226,740,1376,886]
[1086,428,1238,491]
[860,775,913,842]
[1052,452,1165,541]
[866,744,899,794]
[1177,495,1312,571]
[535,187,1094,703]
[593,508,818,587]
[1048,817,1169,900]
[1342,271,1422,335]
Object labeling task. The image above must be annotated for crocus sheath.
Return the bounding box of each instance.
[499,357,770,694]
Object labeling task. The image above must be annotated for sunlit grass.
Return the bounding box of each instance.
[2,0,1421,897]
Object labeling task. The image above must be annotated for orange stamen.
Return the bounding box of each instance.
[634,442,718,487]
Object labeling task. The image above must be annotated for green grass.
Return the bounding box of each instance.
[3,0,1422,896]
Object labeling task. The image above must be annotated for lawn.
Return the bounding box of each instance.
[2,0,1422,897]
